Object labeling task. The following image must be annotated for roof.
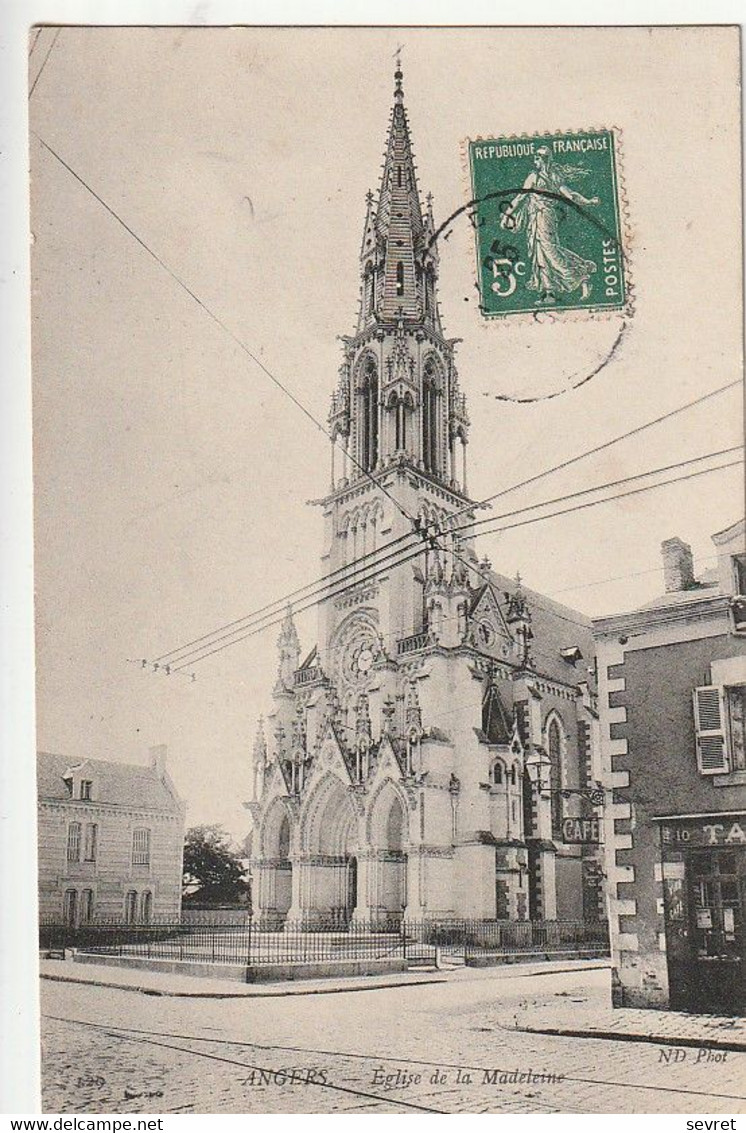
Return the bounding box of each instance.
[484,570,596,688]
[711,517,745,546]
[634,578,720,612]
[37,751,182,812]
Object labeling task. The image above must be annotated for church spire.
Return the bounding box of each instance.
[330,63,470,494]
[357,62,440,333]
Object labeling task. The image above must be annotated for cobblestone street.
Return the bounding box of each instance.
[40,966,746,1114]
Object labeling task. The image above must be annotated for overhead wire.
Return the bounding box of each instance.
[159,446,738,669]
[32,131,419,532]
[32,110,743,675]
[169,454,741,672]
[447,378,742,525]
[28,27,60,99]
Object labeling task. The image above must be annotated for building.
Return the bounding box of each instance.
[245,66,604,929]
[594,520,746,1013]
[37,745,185,924]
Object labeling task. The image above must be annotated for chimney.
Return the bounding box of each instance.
[661,537,695,592]
[150,743,167,778]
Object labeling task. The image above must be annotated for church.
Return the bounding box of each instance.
[245,65,603,929]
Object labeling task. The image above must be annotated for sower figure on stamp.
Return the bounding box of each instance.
[500,145,600,304]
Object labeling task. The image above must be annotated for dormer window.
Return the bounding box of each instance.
[80,779,92,800]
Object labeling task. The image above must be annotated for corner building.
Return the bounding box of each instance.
[594,524,746,1013]
[246,68,603,928]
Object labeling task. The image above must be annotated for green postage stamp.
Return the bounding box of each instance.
[467,130,628,318]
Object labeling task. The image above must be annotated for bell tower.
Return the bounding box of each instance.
[319,63,477,670]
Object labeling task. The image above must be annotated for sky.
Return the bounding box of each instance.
[29,25,744,840]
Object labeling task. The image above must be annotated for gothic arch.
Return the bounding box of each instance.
[544,709,568,836]
[490,757,506,786]
[328,608,379,655]
[260,797,295,859]
[300,772,359,856]
[366,777,411,848]
[354,352,379,473]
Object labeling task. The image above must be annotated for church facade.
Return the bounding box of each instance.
[246,66,604,928]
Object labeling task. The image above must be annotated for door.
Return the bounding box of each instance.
[63,888,77,927]
[685,848,745,1014]
[347,856,357,919]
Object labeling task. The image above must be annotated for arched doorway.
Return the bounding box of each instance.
[259,800,294,928]
[368,781,409,925]
[302,774,359,927]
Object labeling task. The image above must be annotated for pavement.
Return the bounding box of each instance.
[38,964,746,1114]
[38,956,450,998]
[510,997,746,1052]
[39,954,746,1051]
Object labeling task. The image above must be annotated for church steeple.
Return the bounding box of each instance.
[357,63,442,335]
[328,62,470,494]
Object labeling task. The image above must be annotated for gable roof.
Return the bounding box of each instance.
[485,568,595,688]
[37,751,182,813]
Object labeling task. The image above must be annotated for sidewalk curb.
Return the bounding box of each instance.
[40,970,449,998]
[514,1023,746,1053]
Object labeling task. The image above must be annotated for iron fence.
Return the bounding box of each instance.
[39,917,407,966]
[39,916,609,967]
[404,918,609,961]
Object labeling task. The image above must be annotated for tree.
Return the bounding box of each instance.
[182,824,250,906]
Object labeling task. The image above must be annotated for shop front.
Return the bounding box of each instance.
[659,813,746,1015]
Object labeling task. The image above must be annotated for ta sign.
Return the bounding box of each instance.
[561,816,601,845]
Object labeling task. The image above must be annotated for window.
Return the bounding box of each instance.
[66,822,81,864]
[359,358,378,473]
[693,686,735,774]
[422,360,441,475]
[83,823,97,862]
[547,718,563,835]
[396,261,404,297]
[80,889,94,924]
[733,555,746,595]
[490,761,504,786]
[79,780,92,800]
[63,889,77,927]
[139,891,153,924]
[132,828,151,866]
[124,890,138,924]
[728,686,746,771]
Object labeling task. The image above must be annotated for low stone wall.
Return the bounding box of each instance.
[245,958,408,982]
[466,948,610,967]
[72,951,408,983]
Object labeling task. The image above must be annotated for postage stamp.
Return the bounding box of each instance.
[466,130,629,318]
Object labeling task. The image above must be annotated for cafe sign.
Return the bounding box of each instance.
[561,816,601,845]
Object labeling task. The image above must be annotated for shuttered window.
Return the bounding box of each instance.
[693,686,730,774]
[66,822,81,863]
[132,828,151,866]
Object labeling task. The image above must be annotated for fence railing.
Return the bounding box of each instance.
[396,631,432,655]
[39,916,609,967]
[406,918,609,961]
